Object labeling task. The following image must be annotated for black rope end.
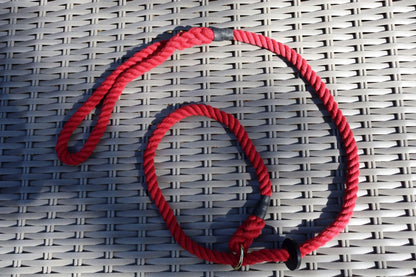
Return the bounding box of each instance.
[282,238,302,270]
[253,195,271,219]
[211,27,234,41]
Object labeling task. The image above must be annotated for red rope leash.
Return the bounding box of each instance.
[56,27,359,270]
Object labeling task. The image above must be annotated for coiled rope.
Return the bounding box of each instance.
[56,27,359,270]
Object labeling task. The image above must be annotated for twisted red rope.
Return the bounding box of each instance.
[56,27,359,268]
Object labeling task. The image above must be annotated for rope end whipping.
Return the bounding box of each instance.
[211,27,234,41]
[253,195,271,219]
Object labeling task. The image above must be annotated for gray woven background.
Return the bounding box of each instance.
[1,1,415,276]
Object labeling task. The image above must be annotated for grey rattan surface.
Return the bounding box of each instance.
[1,1,415,276]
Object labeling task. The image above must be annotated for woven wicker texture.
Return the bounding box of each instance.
[1,0,415,276]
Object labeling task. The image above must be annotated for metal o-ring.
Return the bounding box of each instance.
[233,245,244,270]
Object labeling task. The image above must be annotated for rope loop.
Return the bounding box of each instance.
[56,27,359,269]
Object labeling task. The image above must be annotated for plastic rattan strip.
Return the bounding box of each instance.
[1,1,415,276]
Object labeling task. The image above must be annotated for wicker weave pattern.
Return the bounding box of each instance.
[1,1,415,276]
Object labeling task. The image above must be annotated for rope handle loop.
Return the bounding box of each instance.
[56,27,215,165]
[56,27,360,269]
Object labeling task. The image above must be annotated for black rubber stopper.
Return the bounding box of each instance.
[282,238,301,270]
